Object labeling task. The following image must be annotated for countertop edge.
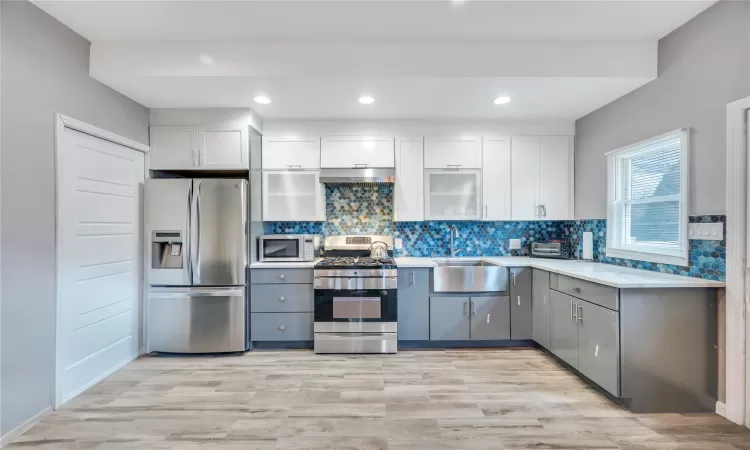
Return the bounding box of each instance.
[393,257,725,289]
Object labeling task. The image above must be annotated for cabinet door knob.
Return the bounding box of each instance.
[572,286,581,293]
[279,296,285,301]
[279,325,285,330]
[279,274,286,279]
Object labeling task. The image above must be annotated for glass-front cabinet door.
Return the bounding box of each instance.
[262,171,324,221]
[424,169,482,220]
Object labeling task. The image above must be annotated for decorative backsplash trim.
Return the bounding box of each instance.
[266,185,726,281]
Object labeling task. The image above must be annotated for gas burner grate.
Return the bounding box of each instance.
[317,256,395,267]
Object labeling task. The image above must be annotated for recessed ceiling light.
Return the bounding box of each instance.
[494,96,512,105]
[358,95,375,105]
[254,95,271,105]
[198,54,214,65]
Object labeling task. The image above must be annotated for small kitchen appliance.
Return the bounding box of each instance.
[313,235,397,354]
[529,241,572,260]
[259,234,321,262]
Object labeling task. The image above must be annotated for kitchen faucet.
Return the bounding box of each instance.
[450,225,460,257]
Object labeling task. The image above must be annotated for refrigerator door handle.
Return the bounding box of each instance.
[186,183,193,281]
[149,288,245,298]
[195,180,202,284]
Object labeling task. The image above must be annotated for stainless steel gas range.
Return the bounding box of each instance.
[313,235,397,354]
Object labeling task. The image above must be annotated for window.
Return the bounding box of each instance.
[606,129,690,266]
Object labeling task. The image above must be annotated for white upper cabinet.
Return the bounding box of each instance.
[424,169,482,220]
[482,137,511,221]
[539,136,573,220]
[262,136,321,170]
[149,126,199,170]
[262,170,325,221]
[198,123,248,168]
[394,138,424,222]
[511,137,541,221]
[320,136,394,168]
[149,109,254,170]
[424,137,482,169]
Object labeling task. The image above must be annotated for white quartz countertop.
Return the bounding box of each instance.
[394,257,725,289]
[250,259,321,269]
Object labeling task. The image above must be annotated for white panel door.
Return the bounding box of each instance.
[539,136,573,220]
[263,171,325,221]
[394,138,424,221]
[199,124,247,169]
[320,136,394,168]
[149,125,197,170]
[511,137,541,220]
[424,169,482,220]
[262,136,321,169]
[424,137,482,169]
[57,128,144,406]
[482,137,511,221]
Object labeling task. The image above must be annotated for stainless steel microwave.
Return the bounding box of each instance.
[259,235,321,262]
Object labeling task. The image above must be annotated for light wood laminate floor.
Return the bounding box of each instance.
[8,349,750,449]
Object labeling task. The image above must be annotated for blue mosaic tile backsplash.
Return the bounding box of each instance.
[266,185,726,281]
[563,216,726,281]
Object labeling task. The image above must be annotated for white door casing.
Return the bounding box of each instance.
[56,120,146,407]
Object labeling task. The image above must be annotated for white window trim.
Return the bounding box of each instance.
[605,128,690,266]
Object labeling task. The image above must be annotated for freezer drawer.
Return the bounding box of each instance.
[148,287,247,353]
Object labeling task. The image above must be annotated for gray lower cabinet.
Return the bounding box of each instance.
[250,284,313,313]
[550,290,579,369]
[577,300,619,396]
[510,267,532,339]
[470,296,511,340]
[251,268,314,342]
[251,312,314,341]
[430,296,470,340]
[397,269,430,340]
[532,269,551,349]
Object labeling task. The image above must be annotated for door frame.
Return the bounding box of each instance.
[53,114,149,408]
[725,96,750,426]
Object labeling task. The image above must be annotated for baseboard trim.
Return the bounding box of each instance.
[0,406,51,447]
[58,353,137,407]
[716,401,727,417]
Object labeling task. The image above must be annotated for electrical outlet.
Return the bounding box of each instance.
[394,238,403,249]
[509,239,522,250]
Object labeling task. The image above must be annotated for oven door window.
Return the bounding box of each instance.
[333,296,381,319]
[263,239,299,258]
[315,289,397,322]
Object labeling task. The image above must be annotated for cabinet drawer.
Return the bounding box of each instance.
[551,274,619,310]
[251,284,313,313]
[251,313,313,341]
[251,268,313,284]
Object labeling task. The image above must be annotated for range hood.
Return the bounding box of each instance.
[319,168,395,185]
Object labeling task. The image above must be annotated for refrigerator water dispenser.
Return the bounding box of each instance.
[152,231,183,269]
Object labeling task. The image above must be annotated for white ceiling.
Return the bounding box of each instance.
[34,0,716,43]
[33,0,717,120]
[102,76,650,120]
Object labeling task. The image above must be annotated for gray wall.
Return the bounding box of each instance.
[0,0,149,437]
[575,0,750,219]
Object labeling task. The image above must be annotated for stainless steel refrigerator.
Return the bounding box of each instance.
[146,178,248,353]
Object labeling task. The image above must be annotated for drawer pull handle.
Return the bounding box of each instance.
[279,296,285,301]
[279,325,285,330]
[279,274,286,279]
[572,286,581,293]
